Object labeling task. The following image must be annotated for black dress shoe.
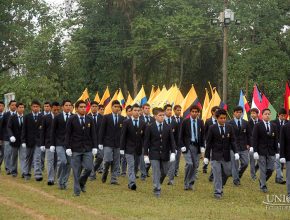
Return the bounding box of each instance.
[167,181,173,186]
[80,185,86,192]
[111,182,120,185]
[275,179,286,184]
[47,181,54,186]
[130,184,137,190]
[102,175,107,183]
[35,177,43,181]
[11,173,17,177]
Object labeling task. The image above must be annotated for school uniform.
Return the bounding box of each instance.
[99,113,125,184]
[120,117,146,189]
[272,119,288,184]
[50,112,72,189]
[279,122,290,196]
[139,114,155,180]
[7,113,25,176]
[65,114,97,196]
[248,118,261,180]
[119,115,131,177]
[1,111,16,174]
[21,112,43,180]
[172,115,183,176]
[252,121,278,192]
[205,123,237,198]
[165,116,180,185]
[228,118,250,185]
[87,112,103,180]
[0,112,4,170]
[40,113,57,184]
[144,121,176,197]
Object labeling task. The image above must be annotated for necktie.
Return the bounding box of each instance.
[266,122,270,132]
[220,126,225,136]
[159,123,162,133]
[280,120,283,126]
[192,119,197,141]
[80,116,85,127]
[237,120,241,131]
[145,116,149,123]
[176,117,180,124]
[254,120,257,124]
[19,116,23,126]
[34,114,37,121]
[65,113,69,122]
[168,118,171,124]
[115,114,118,126]
[134,119,138,128]
[0,114,2,119]
[214,119,217,124]
[93,114,97,123]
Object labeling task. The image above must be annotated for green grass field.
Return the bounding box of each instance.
[0,158,289,220]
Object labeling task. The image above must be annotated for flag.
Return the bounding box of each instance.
[126,92,133,106]
[99,86,111,107]
[284,81,290,117]
[181,85,202,118]
[202,88,210,120]
[159,85,179,107]
[76,88,91,113]
[148,86,155,102]
[150,85,167,108]
[148,86,161,104]
[104,90,118,115]
[174,89,184,106]
[238,90,250,121]
[117,89,125,108]
[132,86,147,106]
[94,92,101,103]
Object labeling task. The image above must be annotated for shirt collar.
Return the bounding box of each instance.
[131,117,139,121]
[77,114,85,119]
[63,112,71,117]
[212,117,216,123]
[17,113,23,117]
[156,121,163,127]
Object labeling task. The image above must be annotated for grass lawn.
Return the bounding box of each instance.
[0,158,289,220]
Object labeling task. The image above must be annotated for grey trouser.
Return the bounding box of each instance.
[183,145,199,187]
[33,146,44,179]
[4,141,12,172]
[46,149,57,182]
[249,151,258,179]
[258,155,275,189]
[211,160,231,196]
[231,150,249,182]
[140,148,150,179]
[125,154,138,187]
[11,146,25,175]
[23,146,35,176]
[151,160,169,195]
[71,151,93,195]
[286,161,290,195]
[120,154,127,175]
[41,150,45,171]
[0,144,4,169]
[103,146,120,183]
[175,149,181,175]
[90,149,104,178]
[56,146,71,187]
[275,145,283,180]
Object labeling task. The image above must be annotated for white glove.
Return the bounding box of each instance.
[234,153,240,160]
[22,143,26,148]
[280,158,286,164]
[278,143,280,148]
[98,144,103,150]
[40,146,46,152]
[200,147,205,153]
[170,153,176,162]
[120,150,125,155]
[253,152,259,160]
[275,153,280,160]
[144,155,150,164]
[249,147,254,153]
[204,158,209,165]
[66,149,72,157]
[10,136,16,143]
[92,148,98,155]
[50,146,55,153]
[181,147,186,152]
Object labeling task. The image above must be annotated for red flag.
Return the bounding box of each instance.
[284,81,290,117]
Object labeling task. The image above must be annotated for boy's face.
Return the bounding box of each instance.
[112,104,120,114]
[98,107,104,115]
[10,102,17,111]
[174,107,181,117]
[126,108,133,117]
[132,107,140,118]
[262,110,271,122]
[0,104,4,112]
[52,105,61,115]
[165,107,172,117]
[31,104,40,113]
[217,114,227,125]
[91,104,98,114]
[77,103,86,115]
[63,102,72,113]
[143,106,150,115]
[251,111,258,120]
[155,111,165,123]
[234,110,243,119]
[190,109,199,119]
[278,114,287,121]
[43,104,51,113]
[17,105,25,115]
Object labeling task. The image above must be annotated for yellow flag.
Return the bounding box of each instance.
[180,85,201,118]
[99,86,111,107]
[174,89,184,106]
[148,86,155,101]
[158,85,179,108]
[94,92,101,103]
[131,86,147,106]
[150,85,167,108]
[126,92,133,106]
[104,90,118,115]
[202,88,210,120]
[73,88,90,113]
[148,86,161,104]
[202,88,222,122]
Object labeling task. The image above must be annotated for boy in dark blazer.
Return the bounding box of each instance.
[271,108,288,184]
[21,100,43,181]
[99,100,125,185]
[180,105,205,190]
[144,107,176,197]
[40,102,61,185]
[228,106,250,186]
[252,108,279,193]
[7,102,25,177]
[65,100,98,196]
[0,101,5,171]
[248,108,261,180]
[204,109,238,199]
[279,118,290,197]
[120,104,146,190]
[88,101,103,180]
[50,100,73,189]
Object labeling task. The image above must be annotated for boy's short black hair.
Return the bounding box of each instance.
[215,109,227,118]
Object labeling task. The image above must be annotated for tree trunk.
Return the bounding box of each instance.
[179,54,184,88]
[132,56,138,97]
